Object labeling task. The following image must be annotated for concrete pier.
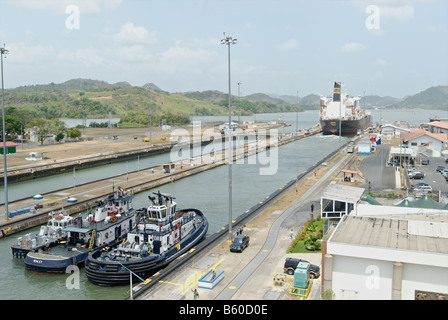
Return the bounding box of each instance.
[0,125,322,237]
[131,142,355,300]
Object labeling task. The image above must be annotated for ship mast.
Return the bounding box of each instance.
[333,81,343,140]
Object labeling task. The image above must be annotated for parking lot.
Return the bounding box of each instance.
[407,157,448,196]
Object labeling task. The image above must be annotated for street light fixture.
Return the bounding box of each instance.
[1,45,9,220]
[221,33,237,241]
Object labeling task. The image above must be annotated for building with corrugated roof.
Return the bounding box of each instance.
[320,184,448,300]
[322,214,448,300]
[0,141,18,154]
[400,129,447,158]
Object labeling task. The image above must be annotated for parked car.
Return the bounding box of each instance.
[421,159,429,165]
[387,160,399,166]
[415,185,432,193]
[445,158,448,163]
[436,166,446,173]
[229,235,249,253]
[283,257,320,279]
[409,171,424,179]
[410,182,429,190]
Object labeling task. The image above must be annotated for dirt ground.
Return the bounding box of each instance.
[2,122,285,170]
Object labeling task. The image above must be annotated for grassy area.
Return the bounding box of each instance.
[288,217,325,253]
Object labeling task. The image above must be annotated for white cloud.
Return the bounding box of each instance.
[276,39,299,52]
[353,0,424,21]
[380,4,415,21]
[57,47,105,66]
[6,42,54,63]
[340,42,366,52]
[375,58,388,66]
[116,45,153,63]
[113,22,157,45]
[155,40,219,75]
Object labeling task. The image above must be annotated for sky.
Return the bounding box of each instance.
[0,0,447,98]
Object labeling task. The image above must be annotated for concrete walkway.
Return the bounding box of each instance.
[215,153,349,300]
[137,151,351,300]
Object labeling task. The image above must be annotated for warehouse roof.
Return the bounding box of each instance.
[329,214,448,255]
[322,184,364,204]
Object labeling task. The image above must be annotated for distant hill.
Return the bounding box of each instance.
[182,90,227,103]
[182,90,303,114]
[142,82,163,92]
[269,86,448,110]
[4,79,447,128]
[243,93,287,104]
[5,80,226,127]
[361,95,401,108]
[10,78,132,92]
[397,86,448,110]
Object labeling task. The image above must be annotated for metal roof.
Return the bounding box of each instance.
[329,214,448,255]
[322,184,365,204]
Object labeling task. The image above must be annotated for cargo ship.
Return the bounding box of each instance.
[319,82,372,135]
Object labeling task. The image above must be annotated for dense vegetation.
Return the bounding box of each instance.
[3,79,307,132]
[2,79,446,140]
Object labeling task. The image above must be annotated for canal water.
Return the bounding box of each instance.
[0,109,441,300]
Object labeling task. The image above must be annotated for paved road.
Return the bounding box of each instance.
[359,144,395,190]
[214,153,350,300]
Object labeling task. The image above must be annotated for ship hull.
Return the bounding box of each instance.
[85,209,208,286]
[320,115,372,136]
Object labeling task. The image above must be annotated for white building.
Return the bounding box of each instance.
[426,121,448,134]
[357,139,372,155]
[323,214,448,300]
[401,129,447,158]
[380,124,410,140]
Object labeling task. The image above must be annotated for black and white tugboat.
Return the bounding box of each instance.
[24,187,136,274]
[11,211,75,258]
[85,191,208,286]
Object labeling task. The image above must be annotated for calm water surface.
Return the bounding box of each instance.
[0,109,441,300]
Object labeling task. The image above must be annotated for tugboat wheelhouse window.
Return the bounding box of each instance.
[149,210,158,219]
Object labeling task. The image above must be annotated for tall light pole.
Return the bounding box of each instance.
[296,90,299,135]
[221,33,237,241]
[1,46,9,220]
[237,81,242,124]
[339,82,345,143]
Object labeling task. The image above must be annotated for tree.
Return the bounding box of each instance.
[68,128,82,139]
[0,115,24,140]
[28,118,67,145]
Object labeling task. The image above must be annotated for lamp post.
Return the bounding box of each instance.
[296,90,299,135]
[238,81,242,124]
[221,33,237,241]
[1,46,9,220]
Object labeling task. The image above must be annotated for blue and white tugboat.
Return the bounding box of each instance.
[24,187,136,274]
[85,191,208,285]
[12,211,75,259]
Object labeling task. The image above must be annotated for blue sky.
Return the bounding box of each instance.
[0,0,447,98]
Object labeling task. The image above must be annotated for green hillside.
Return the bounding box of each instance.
[4,79,228,127]
[3,79,447,130]
[398,86,448,110]
[4,79,306,128]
